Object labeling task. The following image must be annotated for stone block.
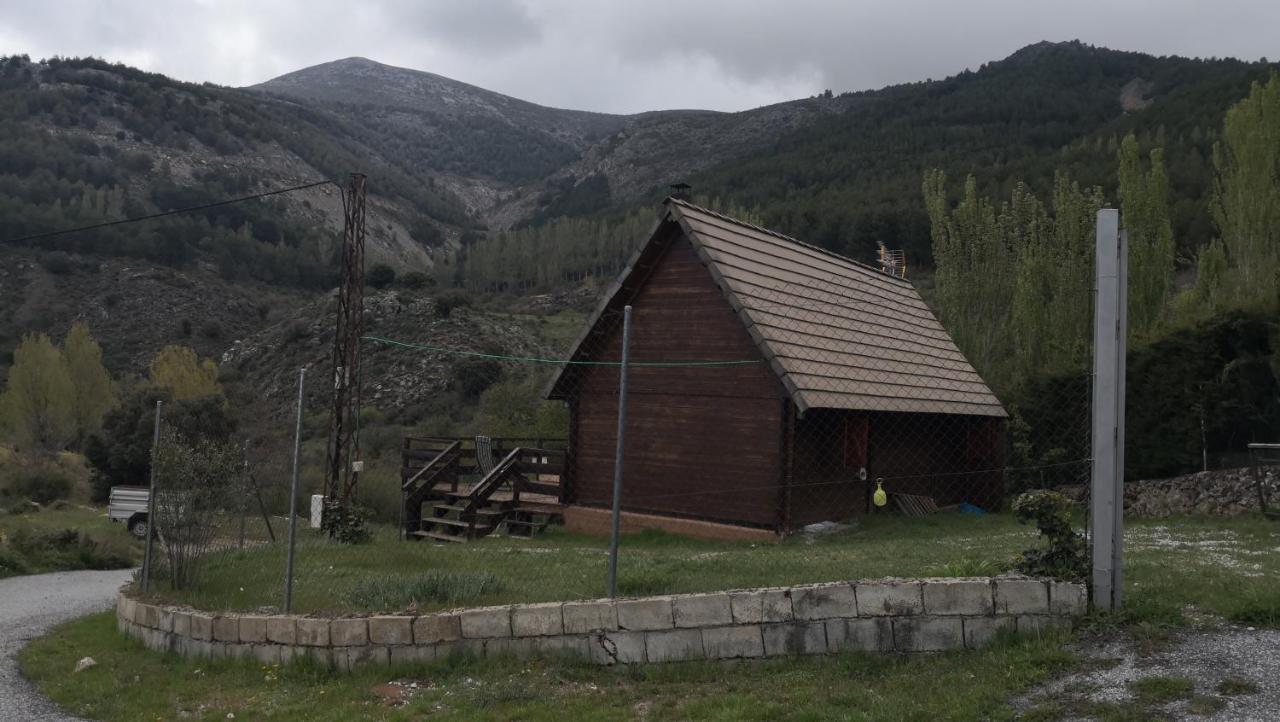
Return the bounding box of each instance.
[180,638,213,660]
[753,590,793,623]
[701,626,764,659]
[892,617,964,652]
[460,606,512,638]
[229,642,255,660]
[341,646,390,671]
[792,584,858,620]
[1049,582,1087,616]
[590,631,645,665]
[413,614,461,644]
[208,642,231,660]
[994,579,1049,615]
[189,613,213,641]
[645,629,704,662]
[544,635,591,660]
[330,618,369,647]
[238,616,267,644]
[963,616,1016,649]
[390,644,434,666]
[762,621,827,657]
[673,594,733,628]
[563,601,618,634]
[212,616,240,643]
[826,617,894,653]
[172,612,191,638]
[486,637,539,659]
[253,644,281,664]
[158,608,175,633]
[435,638,487,660]
[1017,615,1071,636]
[369,616,414,645]
[856,581,924,616]
[296,618,330,647]
[266,617,296,645]
[140,603,160,628]
[511,603,564,637]
[617,597,674,631]
[922,580,994,616]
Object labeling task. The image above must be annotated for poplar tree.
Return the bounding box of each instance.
[1,333,75,451]
[1211,72,1280,309]
[63,322,116,443]
[1118,134,1175,338]
[148,345,223,401]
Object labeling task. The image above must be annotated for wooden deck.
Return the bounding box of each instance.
[401,436,568,542]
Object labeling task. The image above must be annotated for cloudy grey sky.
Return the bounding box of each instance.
[2,0,1276,113]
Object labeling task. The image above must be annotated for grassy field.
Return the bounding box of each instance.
[0,504,140,578]
[136,512,1037,614]
[18,513,1280,720]
[130,512,1280,628]
[21,611,1077,721]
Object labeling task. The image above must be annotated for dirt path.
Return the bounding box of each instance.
[1015,624,1280,721]
[0,569,134,722]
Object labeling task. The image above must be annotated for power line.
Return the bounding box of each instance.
[0,179,338,245]
[362,334,763,367]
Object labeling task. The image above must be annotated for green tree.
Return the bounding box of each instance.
[62,322,116,444]
[148,345,222,401]
[1118,134,1175,338]
[0,333,74,451]
[1211,72,1280,310]
[84,388,236,502]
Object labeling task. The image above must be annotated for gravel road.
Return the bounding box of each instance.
[0,569,135,722]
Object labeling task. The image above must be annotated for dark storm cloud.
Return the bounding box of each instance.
[1,0,1276,113]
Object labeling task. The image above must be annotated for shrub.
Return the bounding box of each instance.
[342,570,503,610]
[320,499,373,544]
[8,467,74,505]
[434,290,472,319]
[1011,490,1088,581]
[452,359,502,399]
[400,271,432,290]
[365,263,396,289]
[39,251,75,275]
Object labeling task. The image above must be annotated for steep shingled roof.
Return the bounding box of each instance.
[547,198,1006,418]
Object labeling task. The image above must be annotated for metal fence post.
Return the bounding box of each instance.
[140,399,163,594]
[607,305,633,598]
[1091,210,1127,610]
[283,367,306,613]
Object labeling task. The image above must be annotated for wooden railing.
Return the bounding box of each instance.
[401,437,568,539]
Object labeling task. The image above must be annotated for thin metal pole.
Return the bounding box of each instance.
[607,305,633,599]
[140,400,163,594]
[283,367,306,613]
[1091,210,1125,611]
[238,440,248,550]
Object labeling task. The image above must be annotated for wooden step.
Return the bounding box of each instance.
[409,530,466,543]
[431,504,505,516]
[423,517,496,531]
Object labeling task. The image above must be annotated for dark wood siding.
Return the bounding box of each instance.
[568,233,786,527]
[788,410,1004,524]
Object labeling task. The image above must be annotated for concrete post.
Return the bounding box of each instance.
[1091,210,1127,610]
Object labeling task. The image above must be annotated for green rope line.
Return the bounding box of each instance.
[361,335,763,367]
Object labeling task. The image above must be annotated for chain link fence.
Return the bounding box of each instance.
[131,211,1107,618]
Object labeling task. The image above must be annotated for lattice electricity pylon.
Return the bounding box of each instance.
[324,172,367,510]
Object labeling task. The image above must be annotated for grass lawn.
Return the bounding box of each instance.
[132,512,1280,625]
[0,504,140,578]
[20,611,1077,721]
[18,513,1280,720]
[136,512,1038,614]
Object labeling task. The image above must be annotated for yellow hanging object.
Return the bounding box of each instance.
[873,479,888,508]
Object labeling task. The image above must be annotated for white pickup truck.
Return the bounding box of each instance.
[108,486,150,538]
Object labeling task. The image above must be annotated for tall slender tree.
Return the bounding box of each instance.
[62,322,116,444]
[1,333,75,451]
[1118,134,1176,338]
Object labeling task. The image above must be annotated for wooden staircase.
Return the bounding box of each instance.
[401,437,568,543]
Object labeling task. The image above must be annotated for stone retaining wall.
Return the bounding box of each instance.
[117,576,1086,670]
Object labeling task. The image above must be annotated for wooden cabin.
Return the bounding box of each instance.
[545,199,1006,536]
